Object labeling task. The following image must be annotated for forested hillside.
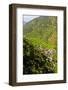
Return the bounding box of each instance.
[23,16,57,74]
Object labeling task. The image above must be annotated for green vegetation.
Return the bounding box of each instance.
[23,16,57,74]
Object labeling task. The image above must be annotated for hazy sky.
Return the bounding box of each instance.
[23,15,39,23]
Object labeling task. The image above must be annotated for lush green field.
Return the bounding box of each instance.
[23,16,57,74]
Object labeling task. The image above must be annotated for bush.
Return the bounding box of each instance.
[23,38,57,74]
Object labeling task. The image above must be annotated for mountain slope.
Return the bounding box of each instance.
[23,16,57,49]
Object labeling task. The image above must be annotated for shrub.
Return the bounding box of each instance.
[23,38,57,74]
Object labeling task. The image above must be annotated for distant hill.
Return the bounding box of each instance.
[23,16,57,49]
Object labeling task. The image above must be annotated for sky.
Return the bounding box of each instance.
[23,15,39,24]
